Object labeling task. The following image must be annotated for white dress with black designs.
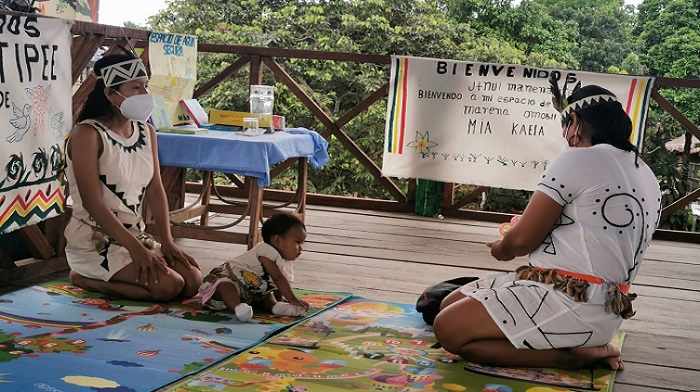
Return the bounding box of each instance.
[462,144,661,349]
[64,119,156,281]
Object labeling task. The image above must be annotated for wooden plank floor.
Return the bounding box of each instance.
[5,205,699,391]
[180,205,700,392]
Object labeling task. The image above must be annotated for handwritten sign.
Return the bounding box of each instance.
[0,15,70,233]
[382,56,654,191]
[148,32,197,127]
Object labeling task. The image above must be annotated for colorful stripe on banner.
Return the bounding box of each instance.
[625,78,653,149]
[387,57,408,154]
[0,186,65,233]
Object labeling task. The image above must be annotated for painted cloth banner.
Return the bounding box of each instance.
[148,32,198,128]
[0,15,71,234]
[38,0,99,22]
[383,56,655,191]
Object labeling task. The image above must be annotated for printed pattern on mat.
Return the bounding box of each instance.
[168,297,621,392]
[0,281,350,392]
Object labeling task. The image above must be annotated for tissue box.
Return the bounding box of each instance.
[209,110,285,130]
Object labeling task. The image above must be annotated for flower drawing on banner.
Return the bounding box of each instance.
[6,154,25,181]
[27,85,52,137]
[50,145,63,175]
[0,145,60,192]
[32,148,48,177]
[407,131,438,157]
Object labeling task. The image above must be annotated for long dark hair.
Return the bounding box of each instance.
[566,85,642,166]
[77,53,138,122]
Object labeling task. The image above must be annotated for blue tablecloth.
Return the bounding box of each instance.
[157,128,330,187]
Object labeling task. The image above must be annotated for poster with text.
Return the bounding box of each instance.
[383,56,655,191]
[0,15,70,233]
[148,32,197,127]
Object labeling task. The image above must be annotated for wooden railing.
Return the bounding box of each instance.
[150,30,700,241]
[4,13,700,287]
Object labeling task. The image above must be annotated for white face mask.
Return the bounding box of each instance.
[116,92,155,122]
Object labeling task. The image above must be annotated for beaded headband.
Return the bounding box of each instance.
[549,74,618,119]
[561,94,618,118]
[96,58,148,88]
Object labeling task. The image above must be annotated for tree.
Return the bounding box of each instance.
[635,0,700,230]
[140,0,700,229]
[535,0,636,72]
[440,0,579,67]
[147,0,561,199]
[438,0,636,72]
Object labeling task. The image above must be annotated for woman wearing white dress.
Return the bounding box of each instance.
[64,53,201,302]
[433,81,661,371]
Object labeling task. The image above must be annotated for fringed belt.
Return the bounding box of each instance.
[514,265,637,319]
[77,217,156,253]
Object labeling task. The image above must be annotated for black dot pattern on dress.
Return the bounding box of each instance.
[538,153,660,286]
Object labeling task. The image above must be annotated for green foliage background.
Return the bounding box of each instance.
[136,0,700,230]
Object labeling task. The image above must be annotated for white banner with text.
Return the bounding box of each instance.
[0,15,70,233]
[382,56,655,191]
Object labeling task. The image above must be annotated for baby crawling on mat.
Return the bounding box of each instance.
[198,212,309,322]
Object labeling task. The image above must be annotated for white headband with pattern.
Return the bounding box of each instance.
[561,94,618,118]
[96,58,148,88]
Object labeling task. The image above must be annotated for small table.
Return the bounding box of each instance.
[152,128,329,248]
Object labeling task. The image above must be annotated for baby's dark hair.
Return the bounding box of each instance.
[78,53,140,122]
[261,213,306,244]
[565,85,642,166]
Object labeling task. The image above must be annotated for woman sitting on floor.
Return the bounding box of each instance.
[433,79,662,370]
[64,53,202,302]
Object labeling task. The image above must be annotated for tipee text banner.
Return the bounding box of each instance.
[0,15,70,233]
[382,56,654,191]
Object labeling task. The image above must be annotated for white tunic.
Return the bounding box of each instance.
[463,145,661,349]
[64,120,155,281]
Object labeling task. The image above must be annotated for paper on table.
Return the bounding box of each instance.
[158,124,209,135]
[240,127,267,136]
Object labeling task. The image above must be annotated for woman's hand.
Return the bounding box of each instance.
[129,245,171,286]
[486,192,564,262]
[486,239,516,261]
[160,239,200,270]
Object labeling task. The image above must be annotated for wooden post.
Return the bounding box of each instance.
[247,177,263,249]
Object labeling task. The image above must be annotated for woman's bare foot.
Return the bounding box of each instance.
[69,271,97,292]
[569,343,624,370]
[69,270,84,287]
